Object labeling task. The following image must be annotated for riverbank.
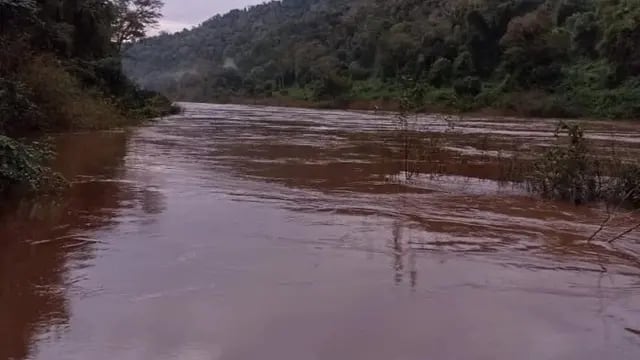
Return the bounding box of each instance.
[0,89,179,199]
[0,0,183,198]
[207,96,517,118]
[203,92,637,121]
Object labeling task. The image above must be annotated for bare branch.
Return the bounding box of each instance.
[607,223,640,244]
[588,187,638,242]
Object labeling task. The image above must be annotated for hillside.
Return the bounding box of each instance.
[125,0,640,119]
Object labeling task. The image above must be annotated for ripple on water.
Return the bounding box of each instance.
[2,103,640,360]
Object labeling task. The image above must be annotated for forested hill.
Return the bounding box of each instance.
[125,0,640,119]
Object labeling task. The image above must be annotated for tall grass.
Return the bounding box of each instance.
[22,56,127,131]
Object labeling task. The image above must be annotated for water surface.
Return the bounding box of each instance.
[1,103,639,360]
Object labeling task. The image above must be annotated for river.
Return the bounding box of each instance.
[1,103,639,359]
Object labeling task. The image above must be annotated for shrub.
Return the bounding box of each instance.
[428,57,452,87]
[22,56,127,130]
[607,163,640,208]
[527,122,601,204]
[349,61,372,81]
[497,91,579,118]
[453,51,474,78]
[423,87,458,108]
[0,77,42,135]
[453,76,482,96]
[312,73,352,100]
[526,122,640,207]
[0,136,64,196]
[568,80,640,119]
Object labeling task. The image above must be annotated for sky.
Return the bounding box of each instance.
[157,0,266,33]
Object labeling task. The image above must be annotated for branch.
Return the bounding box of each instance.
[589,212,613,242]
[588,186,639,242]
[607,222,640,244]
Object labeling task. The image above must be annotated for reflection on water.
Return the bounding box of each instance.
[0,131,168,359]
[0,104,639,360]
[390,220,418,287]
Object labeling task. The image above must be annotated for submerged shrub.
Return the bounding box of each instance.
[526,121,640,208]
[528,122,602,204]
[606,162,640,208]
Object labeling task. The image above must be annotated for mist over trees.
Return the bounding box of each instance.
[125,0,640,118]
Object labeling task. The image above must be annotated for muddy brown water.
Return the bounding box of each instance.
[1,103,640,360]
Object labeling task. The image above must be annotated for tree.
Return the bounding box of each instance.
[121,0,640,119]
[453,51,474,78]
[597,0,640,76]
[312,73,352,100]
[428,57,452,87]
[454,76,482,96]
[566,11,599,57]
[112,0,164,50]
[0,0,39,33]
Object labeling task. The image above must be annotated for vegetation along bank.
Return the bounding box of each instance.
[0,0,178,197]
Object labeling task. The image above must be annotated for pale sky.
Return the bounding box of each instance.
[157,0,267,33]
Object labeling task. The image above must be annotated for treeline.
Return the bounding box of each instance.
[0,0,176,196]
[125,0,640,119]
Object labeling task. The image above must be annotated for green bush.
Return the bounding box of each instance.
[453,76,482,96]
[527,121,640,208]
[568,80,640,119]
[528,122,601,204]
[0,136,64,196]
[453,51,474,78]
[349,61,372,81]
[23,56,127,130]
[0,77,42,135]
[609,163,640,208]
[312,73,352,100]
[428,58,452,88]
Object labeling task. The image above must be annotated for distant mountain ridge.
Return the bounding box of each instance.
[125,0,640,119]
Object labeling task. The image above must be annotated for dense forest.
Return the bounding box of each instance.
[125,0,640,119]
[0,0,176,196]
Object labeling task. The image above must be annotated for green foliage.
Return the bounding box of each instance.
[312,73,352,101]
[0,0,173,197]
[597,0,640,77]
[565,11,598,56]
[112,0,164,50]
[527,121,640,207]
[0,77,41,135]
[428,58,453,87]
[454,76,482,96]
[122,0,640,119]
[0,0,39,31]
[21,56,127,130]
[453,51,474,78]
[609,163,640,208]
[0,135,64,196]
[528,122,601,204]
